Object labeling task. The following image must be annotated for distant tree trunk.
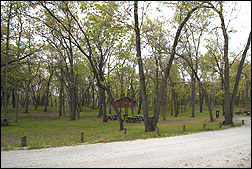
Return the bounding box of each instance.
[162,86,167,120]
[44,70,53,112]
[198,84,204,113]
[55,96,57,107]
[125,91,129,116]
[174,94,179,117]
[191,73,195,117]
[59,66,64,116]
[92,82,95,109]
[130,79,135,115]
[170,94,173,116]
[25,91,29,113]
[99,86,107,122]
[44,90,49,112]
[50,93,53,107]
[63,94,65,116]
[137,94,142,114]
[98,88,105,117]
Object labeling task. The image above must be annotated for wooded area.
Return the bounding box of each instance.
[1,1,251,132]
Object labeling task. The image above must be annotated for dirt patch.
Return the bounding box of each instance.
[17,115,100,121]
[14,109,101,121]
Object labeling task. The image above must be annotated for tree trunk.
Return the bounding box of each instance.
[191,73,195,117]
[4,2,12,117]
[137,94,142,114]
[230,32,251,118]
[153,6,199,129]
[134,1,153,132]
[199,85,204,113]
[98,88,105,117]
[59,70,63,116]
[44,91,49,112]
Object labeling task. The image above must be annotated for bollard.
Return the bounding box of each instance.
[81,132,84,143]
[123,128,127,139]
[21,136,27,147]
[219,123,222,128]
[156,127,159,135]
[183,125,186,133]
[242,120,245,125]
[203,123,206,131]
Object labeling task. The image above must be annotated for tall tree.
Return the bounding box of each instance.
[134,1,154,131]
[206,2,251,124]
[3,1,12,117]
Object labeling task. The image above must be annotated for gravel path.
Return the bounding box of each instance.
[1,117,251,168]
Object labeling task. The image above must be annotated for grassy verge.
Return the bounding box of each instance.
[1,106,244,151]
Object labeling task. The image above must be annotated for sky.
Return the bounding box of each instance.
[141,1,251,60]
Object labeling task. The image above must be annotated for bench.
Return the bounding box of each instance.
[1,117,14,126]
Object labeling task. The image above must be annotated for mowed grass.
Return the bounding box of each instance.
[1,105,243,150]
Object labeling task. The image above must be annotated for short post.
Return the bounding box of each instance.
[81,132,84,143]
[21,136,27,147]
[203,123,206,131]
[123,128,127,139]
[156,127,159,135]
[219,123,222,128]
[242,120,245,125]
[216,110,220,118]
[183,125,186,133]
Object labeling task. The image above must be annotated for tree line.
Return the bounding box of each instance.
[1,1,251,131]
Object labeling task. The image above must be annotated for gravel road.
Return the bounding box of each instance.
[1,117,251,168]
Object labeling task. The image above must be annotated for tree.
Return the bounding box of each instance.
[205,2,251,124]
[134,1,154,131]
[3,1,12,117]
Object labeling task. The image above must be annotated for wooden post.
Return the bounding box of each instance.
[219,123,222,128]
[242,120,245,125]
[216,110,220,118]
[203,123,206,131]
[21,136,27,147]
[183,125,186,133]
[123,128,127,139]
[81,132,84,143]
[156,127,159,134]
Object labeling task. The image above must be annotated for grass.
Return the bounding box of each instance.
[1,105,245,151]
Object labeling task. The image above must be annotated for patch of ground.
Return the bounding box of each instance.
[17,115,99,121]
[15,110,100,121]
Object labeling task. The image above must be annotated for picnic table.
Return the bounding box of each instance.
[1,117,14,126]
[124,116,141,123]
[106,115,114,120]
[133,115,144,121]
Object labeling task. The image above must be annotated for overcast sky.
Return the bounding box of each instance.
[142,1,251,59]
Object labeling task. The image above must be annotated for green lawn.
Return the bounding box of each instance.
[1,105,244,150]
